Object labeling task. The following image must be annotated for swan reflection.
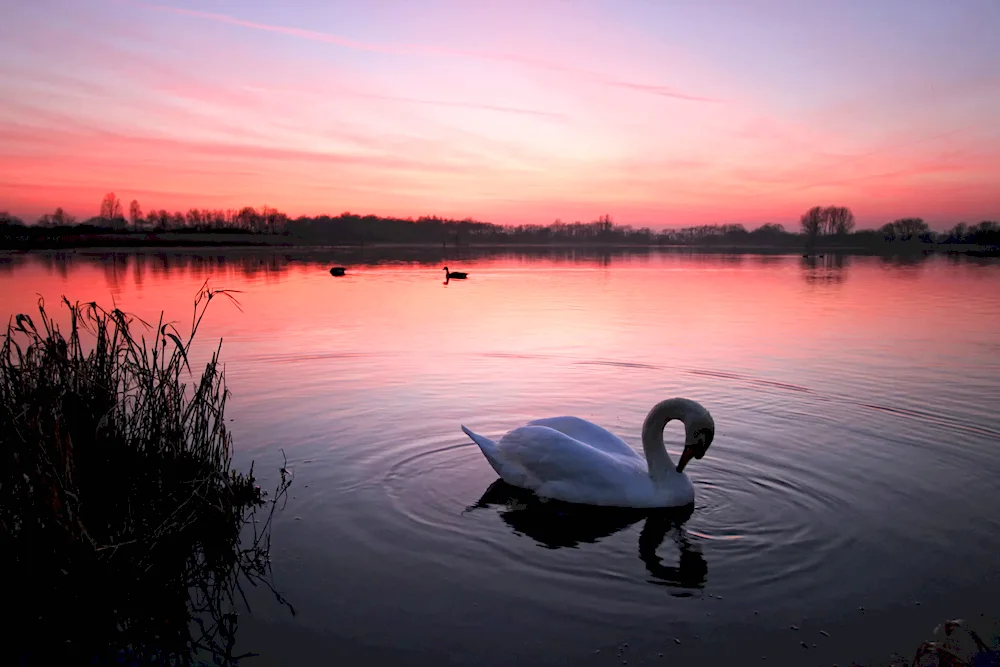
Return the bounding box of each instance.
[467,480,708,593]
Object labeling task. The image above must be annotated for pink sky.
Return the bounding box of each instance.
[1,0,998,230]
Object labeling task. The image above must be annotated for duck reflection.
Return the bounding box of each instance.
[467,480,708,593]
[800,253,850,286]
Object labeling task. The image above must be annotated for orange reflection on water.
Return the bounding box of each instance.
[3,250,997,385]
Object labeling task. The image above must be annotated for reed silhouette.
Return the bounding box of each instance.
[1,284,294,665]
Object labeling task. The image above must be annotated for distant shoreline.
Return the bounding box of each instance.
[1,234,997,257]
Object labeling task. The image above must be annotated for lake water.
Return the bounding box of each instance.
[3,248,999,666]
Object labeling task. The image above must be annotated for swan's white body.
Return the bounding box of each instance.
[461,398,715,508]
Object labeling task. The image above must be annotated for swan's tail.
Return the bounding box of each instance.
[461,425,506,477]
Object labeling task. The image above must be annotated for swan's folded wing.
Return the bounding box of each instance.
[525,416,638,458]
[498,425,641,492]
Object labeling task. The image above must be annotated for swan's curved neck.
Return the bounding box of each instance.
[641,398,699,480]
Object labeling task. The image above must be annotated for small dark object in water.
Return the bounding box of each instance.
[330,267,346,276]
[800,642,809,649]
[790,625,799,631]
[443,266,468,279]
[820,630,830,637]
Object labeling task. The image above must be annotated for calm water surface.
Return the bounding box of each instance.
[3,248,999,666]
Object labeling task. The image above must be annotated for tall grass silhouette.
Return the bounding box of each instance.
[1,283,293,665]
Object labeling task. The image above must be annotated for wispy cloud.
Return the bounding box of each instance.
[131,1,721,104]
[131,2,423,56]
[351,94,570,120]
[599,80,722,103]
[0,118,475,174]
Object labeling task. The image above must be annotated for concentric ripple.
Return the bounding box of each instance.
[233,339,1000,633]
[304,396,865,621]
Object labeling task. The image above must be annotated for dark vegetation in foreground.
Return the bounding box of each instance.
[1,195,997,254]
[1,286,293,665]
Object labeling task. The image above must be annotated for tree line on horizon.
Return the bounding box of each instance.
[1,192,997,248]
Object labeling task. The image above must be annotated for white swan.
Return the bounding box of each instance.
[461,398,714,508]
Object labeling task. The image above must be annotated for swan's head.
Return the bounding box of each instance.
[676,410,715,473]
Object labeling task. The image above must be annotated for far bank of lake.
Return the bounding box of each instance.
[1,229,997,257]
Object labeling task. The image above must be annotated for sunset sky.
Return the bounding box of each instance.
[1,0,998,229]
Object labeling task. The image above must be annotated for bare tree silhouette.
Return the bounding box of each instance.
[128,200,142,229]
[883,217,930,242]
[800,206,824,249]
[100,192,122,221]
[36,208,76,227]
[825,206,855,235]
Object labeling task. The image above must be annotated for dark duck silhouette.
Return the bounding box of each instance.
[443,266,468,279]
[329,267,346,276]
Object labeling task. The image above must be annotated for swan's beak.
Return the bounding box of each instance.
[676,445,696,473]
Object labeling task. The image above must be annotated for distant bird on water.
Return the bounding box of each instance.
[443,267,468,279]
[330,267,346,276]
